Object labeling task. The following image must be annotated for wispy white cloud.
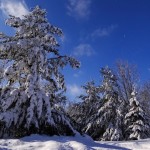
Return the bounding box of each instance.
[67,84,83,97]
[91,24,118,38]
[59,34,68,46]
[73,43,95,57]
[67,0,91,20]
[0,0,29,18]
[60,35,66,43]
[73,70,83,78]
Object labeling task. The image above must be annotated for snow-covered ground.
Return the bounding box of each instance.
[0,134,149,150]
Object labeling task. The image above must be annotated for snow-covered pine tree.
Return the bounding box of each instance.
[67,81,102,132]
[0,6,79,138]
[100,67,123,141]
[139,82,150,128]
[84,67,123,141]
[124,89,149,140]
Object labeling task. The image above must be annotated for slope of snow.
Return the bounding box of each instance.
[0,134,149,150]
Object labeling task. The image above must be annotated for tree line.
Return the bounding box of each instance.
[67,63,150,140]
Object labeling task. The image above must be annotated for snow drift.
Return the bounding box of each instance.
[0,134,150,150]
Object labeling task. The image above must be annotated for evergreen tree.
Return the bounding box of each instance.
[85,67,123,141]
[0,6,79,138]
[124,89,149,140]
[67,81,102,132]
[139,82,150,126]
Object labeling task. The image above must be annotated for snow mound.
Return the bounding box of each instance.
[0,134,149,150]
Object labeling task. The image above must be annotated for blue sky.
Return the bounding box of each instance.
[0,0,150,101]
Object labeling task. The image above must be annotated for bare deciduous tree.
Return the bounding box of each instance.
[115,60,139,102]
